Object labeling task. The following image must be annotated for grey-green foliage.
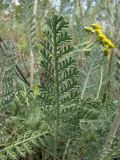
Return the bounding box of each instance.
[38,14,101,159]
[39,14,80,106]
[0,14,100,160]
[0,130,48,160]
[66,101,118,160]
[59,99,100,136]
[39,14,80,159]
[0,11,114,159]
[0,40,17,109]
[71,14,109,101]
[80,46,107,100]
[0,86,51,160]
[21,0,36,52]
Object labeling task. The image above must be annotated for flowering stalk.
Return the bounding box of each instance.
[84,23,115,61]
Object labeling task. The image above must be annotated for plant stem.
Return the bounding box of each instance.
[81,59,94,99]
[30,50,34,89]
[77,0,84,25]
[53,19,60,160]
[33,0,38,16]
[29,0,38,89]
[62,139,70,160]
[96,65,103,99]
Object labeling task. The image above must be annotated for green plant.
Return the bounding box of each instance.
[39,14,80,160]
[0,130,48,160]
[1,0,120,159]
[0,40,17,110]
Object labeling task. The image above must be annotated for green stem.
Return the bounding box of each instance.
[77,0,84,25]
[96,65,103,99]
[53,20,60,160]
[104,48,114,103]
[81,59,94,99]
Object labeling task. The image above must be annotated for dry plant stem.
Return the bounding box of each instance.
[42,149,45,160]
[77,0,84,25]
[30,0,38,89]
[30,50,34,89]
[62,139,70,160]
[28,155,33,160]
[33,0,38,15]
[96,65,103,99]
[99,107,120,160]
[21,54,30,77]
[53,25,60,160]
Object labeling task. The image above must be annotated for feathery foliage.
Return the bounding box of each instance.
[0,40,17,110]
[39,14,79,106]
[21,0,36,50]
[80,46,107,100]
[0,0,120,159]
[39,14,80,159]
[0,130,48,160]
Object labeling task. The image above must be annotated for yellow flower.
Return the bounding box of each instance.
[98,33,106,40]
[107,41,115,48]
[84,27,95,33]
[91,23,102,30]
[84,24,115,53]
[102,38,115,48]
[103,45,109,49]
[94,29,102,34]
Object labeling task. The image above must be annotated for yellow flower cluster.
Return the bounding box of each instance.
[84,23,115,60]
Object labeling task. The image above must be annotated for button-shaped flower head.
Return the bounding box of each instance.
[91,23,102,30]
[98,33,107,40]
[94,29,102,34]
[102,38,115,48]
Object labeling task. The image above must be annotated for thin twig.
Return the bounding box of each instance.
[77,0,84,25]
[29,0,38,89]
[62,139,70,160]
[96,65,103,99]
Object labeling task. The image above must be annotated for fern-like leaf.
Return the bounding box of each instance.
[39,14,80,160]
[0,131,48,160]
[80,46,107,100]
[0,40,17,109]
